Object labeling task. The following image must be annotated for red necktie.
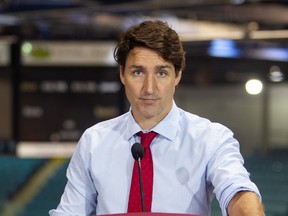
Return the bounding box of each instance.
[128,131,158,212]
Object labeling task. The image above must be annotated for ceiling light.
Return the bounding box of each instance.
[245,79,263,95]
[269,65,284,82]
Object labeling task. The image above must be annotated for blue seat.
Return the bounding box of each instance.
[0,156,45,207]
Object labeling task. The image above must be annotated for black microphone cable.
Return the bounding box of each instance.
[131,143,145,212]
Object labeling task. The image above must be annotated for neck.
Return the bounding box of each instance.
[132,101,174,130]
[138,119,159,131]
[133,110,172,131]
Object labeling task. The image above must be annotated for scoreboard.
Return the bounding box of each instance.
[16,41,126,157]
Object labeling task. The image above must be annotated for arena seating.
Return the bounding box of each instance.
[0,156,45,210]
[0,151,287,216]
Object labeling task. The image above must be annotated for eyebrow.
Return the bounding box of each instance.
[156,65,173,70]
[128,64,173,70]
[129,65,144,69]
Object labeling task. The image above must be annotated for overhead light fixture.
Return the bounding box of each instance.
[269,65,284,82]
[208,39,241,58]
[245,79,263,95]
[22,42,33,55]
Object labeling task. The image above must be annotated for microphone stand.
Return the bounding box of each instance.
[137,158,146,212]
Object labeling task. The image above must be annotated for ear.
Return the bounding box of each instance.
[119,66,125,85]
[175,70,182,86]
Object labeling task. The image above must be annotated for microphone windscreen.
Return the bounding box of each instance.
[131,143,144,161]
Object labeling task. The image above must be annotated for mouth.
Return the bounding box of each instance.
[140,98,158,104]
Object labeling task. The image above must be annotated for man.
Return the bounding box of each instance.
[50,20,264,216]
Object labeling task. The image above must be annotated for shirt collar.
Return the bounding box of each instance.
[124,102,180,142]
[125,111,142,140]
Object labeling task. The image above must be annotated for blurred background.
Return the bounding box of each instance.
[0,0,288,215]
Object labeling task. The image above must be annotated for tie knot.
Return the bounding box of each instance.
[137,131,158,148]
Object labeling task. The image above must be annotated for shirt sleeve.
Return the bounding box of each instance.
[49,132,97,216]
[206,124,261,216]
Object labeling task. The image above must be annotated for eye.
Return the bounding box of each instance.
[158,71,168,77]
[133,70,143,76]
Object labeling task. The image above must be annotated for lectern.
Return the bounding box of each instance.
[98,213,200,216]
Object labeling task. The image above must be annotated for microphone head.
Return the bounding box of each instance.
[131,143,144,161]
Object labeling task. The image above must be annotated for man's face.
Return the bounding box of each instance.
[120,47,182,129]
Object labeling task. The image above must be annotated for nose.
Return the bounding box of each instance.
[142,74,156,94]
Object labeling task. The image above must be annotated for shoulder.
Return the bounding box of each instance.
[87,112,129,133]
[70,112,130,165]
[178,107,236,148]
[179,107,230,133]
[177,107,241,167]
[78,112,130,145]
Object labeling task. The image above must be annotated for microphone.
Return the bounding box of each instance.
[131,143,145,212]
[131,142,144,161]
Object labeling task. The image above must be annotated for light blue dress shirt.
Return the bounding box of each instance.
[49,103,261,216]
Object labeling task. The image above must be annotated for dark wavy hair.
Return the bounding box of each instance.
[113,20,185,76]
